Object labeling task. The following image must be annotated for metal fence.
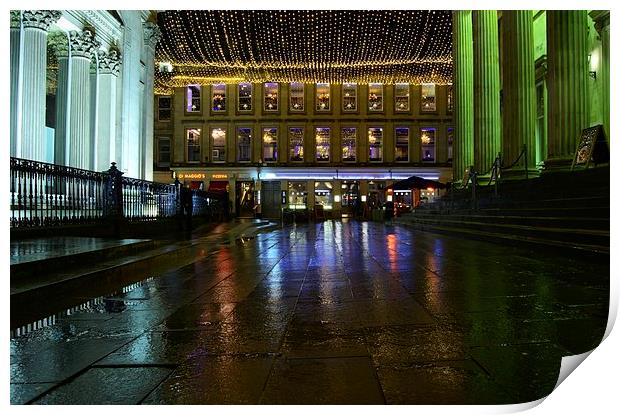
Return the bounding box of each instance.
[10,157,224,229]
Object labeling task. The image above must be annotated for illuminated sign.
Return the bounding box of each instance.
[177,173,206,179]
[211,174,229,179]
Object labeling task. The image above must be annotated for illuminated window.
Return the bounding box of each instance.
[447,85,454,113]
[186,85,201,113]
[211,128,226,162]
[342,83,357,112]
[315,181,333,209]
[315,127,330,162]
[368,127,383,162]
[288,181,307,209]
[368,83,383,111]
[421,128,436,161]
[262,127,278,161]
[157,96,171,121]
[341,127,357,162]
[237,83,252,112]
[316,83,330,111]
[395,83,410,112]
[421,83,436,112]
[290,82,304,111]
[157,137,170,167]
[237,127,252,162]
[289,127,304,162]
[264,82,279,111]
[395,128,409,162]
[211,84,226,112]
[186,128,201,162]
[447,127,454,161]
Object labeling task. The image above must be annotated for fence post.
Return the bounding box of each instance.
[106,162,124,236]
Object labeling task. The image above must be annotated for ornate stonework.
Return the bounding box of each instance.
[21,10,61,31]
[10,11,21,29]
[143,22,161,49]
[68,28,100,59]
[97,49,122,76]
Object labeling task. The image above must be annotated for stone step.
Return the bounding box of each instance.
[408,213,609,230]
[417,206,609,219]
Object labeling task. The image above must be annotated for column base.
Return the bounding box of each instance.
[540,157,574,174]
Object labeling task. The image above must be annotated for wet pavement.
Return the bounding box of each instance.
[10,220,609,404]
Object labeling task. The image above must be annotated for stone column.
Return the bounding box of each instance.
[142,21,161,181]
[473,10,501,174]
[18,10,61,161]
[590,11,610,139]
[93,50,122,172]
[10,11,21,157]
[501,10,537,173]
[452,11,474,181]
[54,29,100,169]
[546,11,588,166]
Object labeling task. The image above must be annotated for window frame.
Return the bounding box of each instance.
[315,83,331,112]
[314,126,331,163]
[236,126,253,163]
[368,126,384,162]
[156,136,171,167]
[341,126,357,163]
[263,82,280,113]
[237,83,253,113]
[157,96,172,122]
[185,85,202,115]
[289,82,305,113]
[447,126,454,162]
[288,126,305,163]
[420,127,437,162]
[261,126,279,162]
[394,83,410,113]
[210,126,227,163]
[342,83,358,113]
[394,127,410,162]
[368,83,384,113]
[420,83,437,113]
[185,127,202,163]
[210,83,227,114]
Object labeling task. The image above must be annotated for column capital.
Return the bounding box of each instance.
[143,22,161,50]
[69,28,100,59]
[10,11,21,29]
[21,10,62,31]
[97,49,122,76]
[589,10,610,33]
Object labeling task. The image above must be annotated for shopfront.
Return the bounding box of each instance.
[236,181,255,217]
[341,181,360,217]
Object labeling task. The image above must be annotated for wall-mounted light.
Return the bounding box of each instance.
[587,53,597,80]
[361,195,367,202]
[334,195,341,203]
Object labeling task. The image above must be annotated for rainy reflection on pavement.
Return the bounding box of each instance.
[10,220,609,404]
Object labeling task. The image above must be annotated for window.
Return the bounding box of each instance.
[289,127,304,162]
[447,85,454,113]
[342,83,357,112]
[421,83,436,112]
[288,181,307,209]
[211,84,226,112]
[421,128,436,161]
[264,82,279,111]
[368,83,383,112]
[237,127,252,162]
[315,181,333,209]
[394,83,410,112]
[157,96,171,121]
[290,82,304,111]
[262,127,278,162]
[316,83,330,111]
[447,127,454,161]
[238,83,253,112]
[211,128,226,162]
[315,127,330,162]
[157,137,171,167]
[341,127,357,162]
[368,127,383,161]
[395,128,409,162]
[186,85,201,113]
[186,128,201,162]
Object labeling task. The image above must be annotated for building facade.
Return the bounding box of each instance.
[10,10,161,180]
[153,82,454,217]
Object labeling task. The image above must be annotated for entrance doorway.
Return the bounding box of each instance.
[341,181,360,217]
[261,181,281,218]
[236,181,255,217]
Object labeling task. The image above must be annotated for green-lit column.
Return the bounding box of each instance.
[501,10,537,173]
[452,11,474,181]
[546,11,588,166]
[472,10,501,174]
[590,11,610,139]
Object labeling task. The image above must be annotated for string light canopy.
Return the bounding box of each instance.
[155,10,453,94]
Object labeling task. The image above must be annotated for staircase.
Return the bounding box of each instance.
[395,166,610,254]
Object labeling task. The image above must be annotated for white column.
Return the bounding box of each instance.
[10,11,21,157]
[53,29,100,169]
[19,10,61,161]
[93,50,121,171]
[142,22,161,181]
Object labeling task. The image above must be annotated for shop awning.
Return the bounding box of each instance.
[386,176,447,191]
[208,181,228,192]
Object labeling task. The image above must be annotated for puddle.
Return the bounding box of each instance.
[11,277,154,339]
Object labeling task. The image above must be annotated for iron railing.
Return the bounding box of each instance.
[10,157,224,229]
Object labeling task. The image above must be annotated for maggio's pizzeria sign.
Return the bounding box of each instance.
[177,173,207,179]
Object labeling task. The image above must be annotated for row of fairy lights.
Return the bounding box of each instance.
[154,10,453,93]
